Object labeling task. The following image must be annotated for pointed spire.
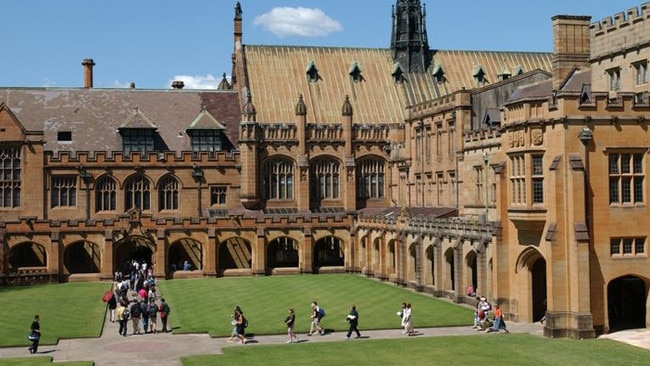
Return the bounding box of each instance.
[390,0,430,73]
[341,95,353,117]
[295,94,307,116]
[218,73,232,90]
[243,92,257,118]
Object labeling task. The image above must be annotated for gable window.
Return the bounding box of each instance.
[349,62,363,83]
[432,64,446,84]
[210,186,227,205]
[158,175,179,211]
[95,176,116,212]
[125,174,151,210]
[121,129,155,154]
[306,61,320,83]
[634,61,648,85]
[0,145,21,208]
[190,130,222,152]
[263,157,294,200]
[609,152,644,205]
[473,65,488,86]
[356,157,385,199]
[311,157,340,200]
[51,175,77,208]
[607,67,621,91]
[392,63,404,83]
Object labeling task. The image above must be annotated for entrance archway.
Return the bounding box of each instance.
[9,242,47,270]
[218,237,252,276]
[531,257,547,322]
[267,236,299,273]
[465,251,477,295]
[169,238,203,272]
[313,236,344,271]
[114,236,154,274]
[64,241,100,274]
[608,275,647,331]
[444,247,455,291]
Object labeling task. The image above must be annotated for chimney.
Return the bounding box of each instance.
[171,80,185,89]
[82,58,95,88]
[551,15,591,90]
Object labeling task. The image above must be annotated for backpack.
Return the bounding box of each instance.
[318,307,326,318]
[243,317,249,328]
[160,303,170,317]
[123,308,130,320]
[148,304,158,318]
[131,303,142,318]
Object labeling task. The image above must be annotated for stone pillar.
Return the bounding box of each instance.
[204,228,217,277]
[251,227,266,275]
[154,232,166,279]
[453,240,463,303]
[300,227,313,274]
[101,230,114,280]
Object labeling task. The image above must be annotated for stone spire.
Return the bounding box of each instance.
[390,0,430,73]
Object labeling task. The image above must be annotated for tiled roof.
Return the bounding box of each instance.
[0,88,241,153]
[241,45,553,124]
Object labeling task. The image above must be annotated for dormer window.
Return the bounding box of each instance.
[498,66,511,81]
[186,107,226,152]
[473,65,487,86]
[118,106,157,154]
[349,62,363,83]
[392,63,405,83]
[432,64,446,84]
[306,60,320,82]
[512,66,525,76]
[580,83,592,105]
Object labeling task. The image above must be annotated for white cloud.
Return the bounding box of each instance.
[111,80,133,89]
[254,7,343,38]
[167,74,224,90]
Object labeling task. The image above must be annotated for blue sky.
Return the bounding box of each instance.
[0,0,644,89]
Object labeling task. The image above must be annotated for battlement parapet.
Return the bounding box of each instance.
[590,2,650,60]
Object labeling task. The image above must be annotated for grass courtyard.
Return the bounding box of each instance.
[0,274,649,365]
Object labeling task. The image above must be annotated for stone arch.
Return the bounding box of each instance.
[515,247,546,322]
[465,250,478,296]
[444,247,455,291]
[607,275,648,332]
[407,241,418,283]
[8,242,47,270]
[424,243,434,287]
[114,235,155,274]
[217,237,252,276]
[64,240,100,274]
[267,236,299,273]
[387,239,397,276]
[313,236,344,272]
[168,238,203,272]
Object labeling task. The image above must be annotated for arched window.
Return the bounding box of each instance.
[356,157,385,199]
[125,174,151,211]
[158,175,179,211]
[311,157,340,199]
[0,144,21,208]
[263,157,294,200]
[95,175,117,212]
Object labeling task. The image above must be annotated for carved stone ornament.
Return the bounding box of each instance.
[532,129,543,146]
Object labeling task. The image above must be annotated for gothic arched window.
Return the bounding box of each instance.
[263,157,294,200]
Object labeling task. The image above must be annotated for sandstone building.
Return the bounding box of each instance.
[1,1,649,338]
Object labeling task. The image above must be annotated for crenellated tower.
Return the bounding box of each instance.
[391,0,430,73]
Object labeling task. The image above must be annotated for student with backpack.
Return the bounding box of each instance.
[140,300,150,333]
[147,299,158,334]
[130,300,143,335]
[308,301,325,336]
[159,298,171,333]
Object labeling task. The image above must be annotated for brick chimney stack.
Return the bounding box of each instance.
[82,58,95,88]
[171,80,185,89]
[551,15,591,90]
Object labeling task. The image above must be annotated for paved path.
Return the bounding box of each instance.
[0,305,648,365]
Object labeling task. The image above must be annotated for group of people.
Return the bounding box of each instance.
[473,295,508,333]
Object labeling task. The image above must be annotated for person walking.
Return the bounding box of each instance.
[228,306,242,342]
[345,305,361,340]
[130,299,142,335]
[117,300,129,337]
[488,304,510,333]
[235,310,247,344]
[140,300,150,333]
[147,299,158,334]
[27,314,41,354]
[159,298,171,333]
[308,302,324,336]
[404,303,415,336]
[108,287,118,323]
[285,308,298,343]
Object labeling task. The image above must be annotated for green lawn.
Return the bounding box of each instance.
[0,282,109,347]
[182,334,650,366]
[0,358,92,366]
[157,274,473,336]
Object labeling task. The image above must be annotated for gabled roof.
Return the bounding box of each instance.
[239,45,553,124]
[0,88,241,153]
[187,107,226,131]
[119,106,157,129]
